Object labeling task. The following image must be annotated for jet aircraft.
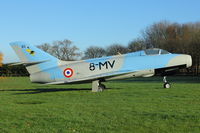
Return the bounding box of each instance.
[10,42,192,92]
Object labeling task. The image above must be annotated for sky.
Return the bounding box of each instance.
[0,0,200,63]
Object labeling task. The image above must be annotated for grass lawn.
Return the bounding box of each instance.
[0,76,200,133]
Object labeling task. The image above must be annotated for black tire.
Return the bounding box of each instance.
[101,84,106,89]
[163,82,171,88]
[98,84,106,91]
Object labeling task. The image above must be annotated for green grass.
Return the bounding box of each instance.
[0,76,200,133]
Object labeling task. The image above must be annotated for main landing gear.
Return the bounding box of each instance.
[92,80,106,92]
[163,76,171,88]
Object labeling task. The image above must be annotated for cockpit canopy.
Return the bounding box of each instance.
[144,48,170,55]
[126,48,170,57]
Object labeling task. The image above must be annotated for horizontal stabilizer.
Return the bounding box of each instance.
[6,60,48,66]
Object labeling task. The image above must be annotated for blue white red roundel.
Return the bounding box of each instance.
[63,68,73,78]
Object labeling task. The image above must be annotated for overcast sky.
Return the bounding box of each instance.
[0,0,200,63]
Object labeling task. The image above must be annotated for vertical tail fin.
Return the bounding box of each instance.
[10,42,59,74]
[10,41,58,62]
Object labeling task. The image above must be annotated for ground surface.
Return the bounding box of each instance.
[0,76,200,133]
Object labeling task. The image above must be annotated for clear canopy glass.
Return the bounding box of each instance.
[144,48,170,55]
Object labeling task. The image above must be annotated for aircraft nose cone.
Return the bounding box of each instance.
[167,54,192,68]
[186,55,192,68]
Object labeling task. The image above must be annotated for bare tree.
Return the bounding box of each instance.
[37,43,51,53]
[0,52,3,67]
[37,39,81,61]
[83,46,106,59]
[142,21,170,49]
[51,39,81,61]
[128,38,146,52]
[189,30,200,75]
[106,44,128,56]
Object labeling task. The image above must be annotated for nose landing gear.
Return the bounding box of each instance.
[163,76,171,88]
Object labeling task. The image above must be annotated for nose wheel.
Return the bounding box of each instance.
[163,76,171,88]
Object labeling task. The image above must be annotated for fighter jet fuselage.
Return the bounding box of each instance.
[10,42,192,91]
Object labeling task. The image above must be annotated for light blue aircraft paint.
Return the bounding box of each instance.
[10,42,192,92]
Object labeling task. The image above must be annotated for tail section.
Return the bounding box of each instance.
[10,42,60,74]
[10,41,58,63]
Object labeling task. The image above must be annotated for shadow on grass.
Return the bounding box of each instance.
[116,76,200,83]
[16,101,44,105]
[0,88,92,94]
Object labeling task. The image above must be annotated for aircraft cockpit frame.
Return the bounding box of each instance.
[144,48,170,56]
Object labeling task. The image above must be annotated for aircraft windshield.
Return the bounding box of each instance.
[145,49,170,55]
[160,49,170,54]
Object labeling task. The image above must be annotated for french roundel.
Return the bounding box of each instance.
[63,68,74,78]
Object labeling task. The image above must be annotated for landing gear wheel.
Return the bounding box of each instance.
[163,76,171,88]
[98,84,106,92]
[100,84,106,89]
[163,82,171,88]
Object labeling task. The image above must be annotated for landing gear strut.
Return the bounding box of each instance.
[163,76,171,88]
[92,80,106,92]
